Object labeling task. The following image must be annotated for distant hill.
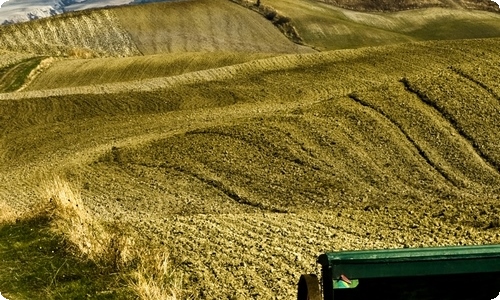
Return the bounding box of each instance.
[267,0,500,50]
[0,0,311,57]
[316,0,500,12]
[1,0,500,55]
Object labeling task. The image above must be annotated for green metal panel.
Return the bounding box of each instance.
[318,244,500,279]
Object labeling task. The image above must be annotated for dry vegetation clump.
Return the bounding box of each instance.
[38,176,135,269]
[30,176,183,299]
[0,202,17,223]
[128,250,185,300]
[230,0,304,44]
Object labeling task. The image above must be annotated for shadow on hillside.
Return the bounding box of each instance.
[0,217,132,299]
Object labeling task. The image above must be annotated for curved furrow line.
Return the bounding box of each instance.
[450,65,500,102]
[349,82,500,192]
[348,93,461,188]
[401,76,500,174]
[156,162,285,212]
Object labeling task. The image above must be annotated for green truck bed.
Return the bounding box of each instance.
[299,244,500,300]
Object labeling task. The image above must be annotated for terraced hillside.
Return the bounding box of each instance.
[1,37,500,298]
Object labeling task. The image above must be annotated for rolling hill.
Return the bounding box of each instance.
[1,0,500,299]
[2,37,500,298]
[268,0,500,50]
[0,0,311,57]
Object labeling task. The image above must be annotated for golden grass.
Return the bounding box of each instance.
[38,176,132,267]
[31,175,183,299]
[128,250,184,300]
[0,201,17,223]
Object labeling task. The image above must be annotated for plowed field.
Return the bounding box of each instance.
[1,38,500,298]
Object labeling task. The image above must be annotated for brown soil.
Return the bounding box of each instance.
[1,39,500,298]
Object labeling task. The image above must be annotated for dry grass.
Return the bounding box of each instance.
[30,175,183,299]
[38,176,133,268]
[128,250,184,300]
[0,201,17,223]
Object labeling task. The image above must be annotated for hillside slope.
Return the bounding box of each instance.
[268,0,500,50]
[115,0,311,55]
[316,0,500,12]
[24,52,276,91]
[1,38,500,298]
[0,0,311,57]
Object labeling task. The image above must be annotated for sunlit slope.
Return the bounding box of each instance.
[268,0,500,50]
[0,9,140,57]
[2,38,500,298]
[114,0,311,55]
[3,39,497,132]
[2,39,500,197]
[0,0,311,57]
[25,52,276,90]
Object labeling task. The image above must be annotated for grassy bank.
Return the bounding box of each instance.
[0,177,184,300]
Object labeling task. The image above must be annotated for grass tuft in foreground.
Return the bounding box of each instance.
[39,176,135,270]
[0,176,184,299]
[129,250,184,300]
